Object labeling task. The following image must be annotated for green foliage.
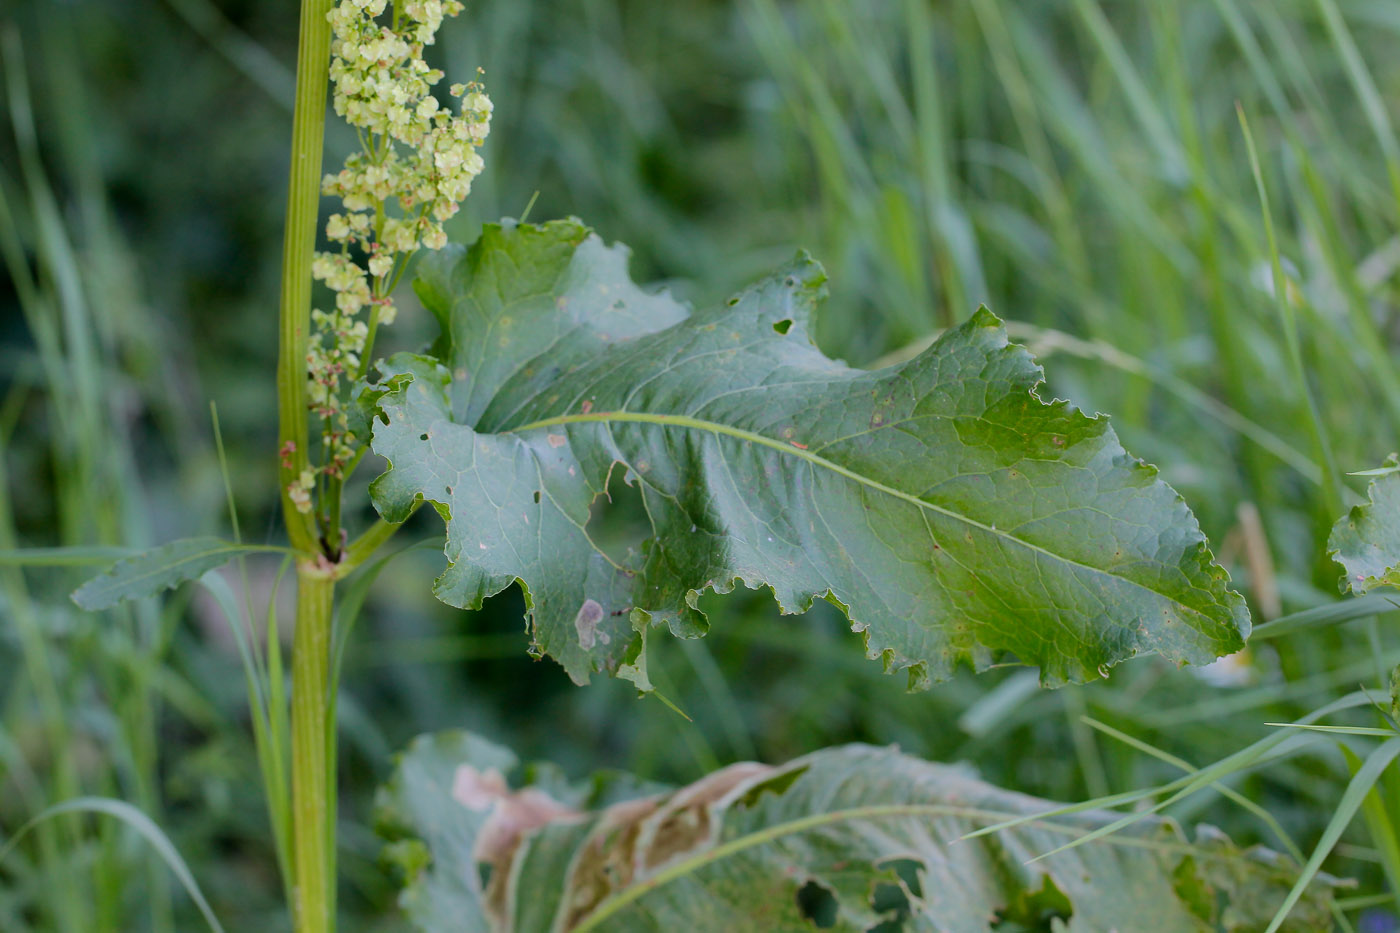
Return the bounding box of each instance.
[9,0,1400,928]
[366,219,1248,690]
[1329,456,1400,594]
[376,731,1334,932]
[71,537,282,610]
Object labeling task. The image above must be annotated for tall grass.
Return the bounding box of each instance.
[1,14,179,929]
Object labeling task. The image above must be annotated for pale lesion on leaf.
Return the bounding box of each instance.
[556,762,771,927]
[562,797,660,928]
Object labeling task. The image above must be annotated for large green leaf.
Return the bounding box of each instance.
[367,219,1247,688]
[375,731,1333,932]
[1329,455,1400,594]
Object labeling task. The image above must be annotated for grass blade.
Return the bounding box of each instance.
[0,797,225,933]
[1265,738,1400,932]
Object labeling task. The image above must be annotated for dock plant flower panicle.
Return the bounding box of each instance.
[292,0,492,519]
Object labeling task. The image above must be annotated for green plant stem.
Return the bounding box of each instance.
[278,0,334,557]
[291,564,335,933]
[323,473,343,559]
[342,505,417,570]
[278,0,337,928]
[355,302,383,382]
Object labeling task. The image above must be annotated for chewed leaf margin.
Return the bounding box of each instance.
[1329,454,1400,594]
[364,219,1249,691]
[376,731,1336,933]
[71,537,283,611]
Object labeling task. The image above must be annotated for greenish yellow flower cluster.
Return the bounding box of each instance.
[292,0,491,515]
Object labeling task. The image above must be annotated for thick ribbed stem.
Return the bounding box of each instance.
[291,565,334,933]
[277,0,333,556]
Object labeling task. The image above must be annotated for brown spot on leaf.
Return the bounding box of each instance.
[459,767,580,923]
[564,796,662,926]
[548,433,568,448]
[478,787,577,862]
[641,763,771,871]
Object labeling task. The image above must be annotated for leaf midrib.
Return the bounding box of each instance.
[510,410,1215,625]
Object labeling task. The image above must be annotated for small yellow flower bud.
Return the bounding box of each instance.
[422,226,447,250]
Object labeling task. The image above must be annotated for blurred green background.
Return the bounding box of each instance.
[4,0,1400,929]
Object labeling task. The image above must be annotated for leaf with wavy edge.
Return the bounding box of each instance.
[367,218,1247,688]
[71,537,285,611]
[1330,454,1400,594]
[376,731,1333,932]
